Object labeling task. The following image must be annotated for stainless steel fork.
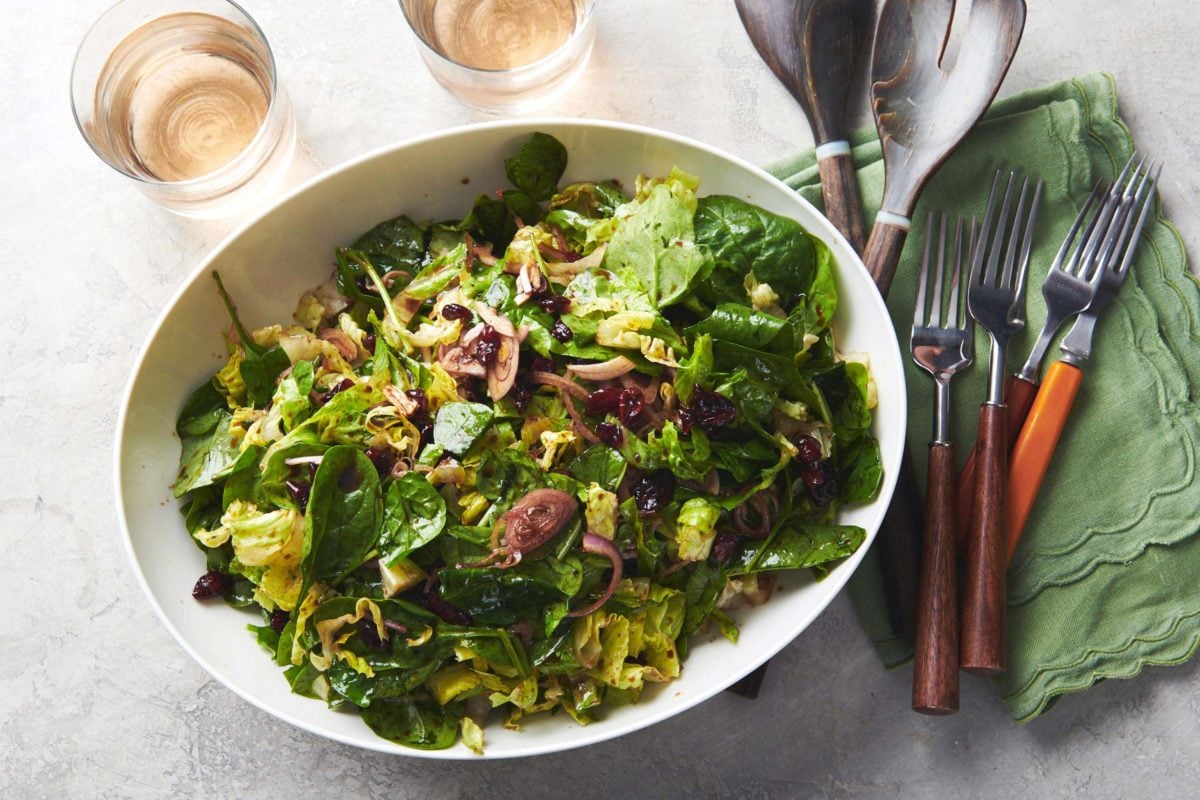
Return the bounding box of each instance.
[961,171,1042,675]
[911,213,974,716]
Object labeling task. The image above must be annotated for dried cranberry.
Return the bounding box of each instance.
[536,294,571,315]
[285,479,310,512]
[803,461,839,507]
[357,616,389,652]
[317,377,357,406]
[677,406,693,436]
[617,388,644,426]
[417,421,435,446]
[586,386,623,416]
[550,319,574,343]
[441,303,472,321]
[475,325,501,364]
[688,387,736,431]
[192,571,231,600]
[510,382,533,412]
[422,578,472,625]
[713,531,740,563]
[596,421,624,447]
[529,356,555,375]
[796,435,822,464]
[364,446,396,476]
[633,472,676,515]
[362,333,377,354]
[269,608,290,633]
[405,388,429,420]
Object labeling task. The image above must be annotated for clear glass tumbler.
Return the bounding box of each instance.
[71,0,296,218]
[399,0,599,114]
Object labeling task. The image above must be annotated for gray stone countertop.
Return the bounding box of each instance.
[4,1,1199,797]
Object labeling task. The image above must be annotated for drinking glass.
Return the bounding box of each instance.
[399,0,599,114]
[71,0,296,218]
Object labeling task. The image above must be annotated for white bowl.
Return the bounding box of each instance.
[115,119,906,759]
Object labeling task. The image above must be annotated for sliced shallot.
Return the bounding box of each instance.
[568,533,624,618]
[566,356,637,381]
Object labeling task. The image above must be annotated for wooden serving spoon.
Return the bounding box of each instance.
[735,0,873,252]
[865,0,1027,295]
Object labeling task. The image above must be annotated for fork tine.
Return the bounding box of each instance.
[964,217,977,338]
[1051,181,1103,272]
[985,173,1017,286]
[1112,161,1161,277]
[972,172,1004,287]
[1000,176,1030,289]
[931,213,948,327]
[1064,182,1110,275]
[915,211,934,326]
[947,215,964,328]
[1012,179,1044,307]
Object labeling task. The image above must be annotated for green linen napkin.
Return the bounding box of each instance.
[769,73,1200,721]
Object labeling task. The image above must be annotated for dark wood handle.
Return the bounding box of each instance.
[725,664,767,699]
[960,404,1007,675]
[954,376,1039,539]
[862,220,909,298]
[817,152,868,254]
[874,447,924,638]
[913,442,959,714]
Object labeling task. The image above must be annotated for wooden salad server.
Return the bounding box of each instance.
[735,0,874,252]
[866,0,1027,295]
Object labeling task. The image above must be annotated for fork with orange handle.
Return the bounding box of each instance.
[1005,159,1161,561]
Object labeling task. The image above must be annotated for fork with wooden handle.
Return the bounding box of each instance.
[910,213,975,715]
[1006,161,1161,561]
[962,171,1042,675]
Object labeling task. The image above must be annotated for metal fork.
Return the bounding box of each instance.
[961,171,1043,676]
[953,160,1140,533]
[911,213,974,716]
[1006,159,1162,560]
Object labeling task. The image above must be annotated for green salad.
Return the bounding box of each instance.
[174,132,882,752]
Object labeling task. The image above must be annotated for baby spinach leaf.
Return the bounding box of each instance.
[798,241,838,334]
[211,272,290,408]
[352,214,427,273]
[567,444,627,491]
[731,522,865,575]
[362,696,459,750]
[240,346,291,408]
[437,568,569,625]
[693,195,818,302]
[303,446,381,586]
[174,412,238,498]
[604,183,713,308]
[504,131,568,201]
[177,382,225,437]
[433,402,494,455]
[685,303,785,351]
[838,434,883,503]
[380,473,447,565]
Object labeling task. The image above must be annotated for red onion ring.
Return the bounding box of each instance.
[567,533,624,618]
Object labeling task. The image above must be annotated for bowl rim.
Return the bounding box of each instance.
[113,117,906,759]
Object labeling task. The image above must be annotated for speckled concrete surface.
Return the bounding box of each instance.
[4,1,1200,797]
